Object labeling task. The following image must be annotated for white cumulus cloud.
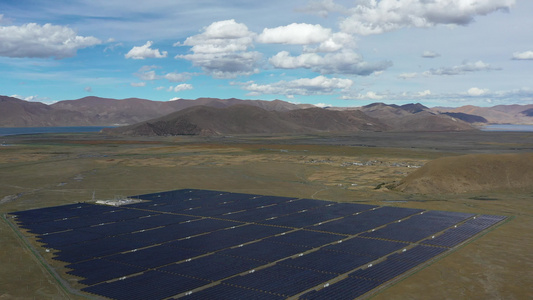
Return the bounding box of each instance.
[168,83,193,92]
[425,60,500,76]
[237,75,353,96]
[512,51,533,60]
[176,19,261,78]
[340,0,516,35]
[131,82,146,87]
[134,66,190,82]
[269,50,391,75]
[164,72,191,82]
[125,41,167,59]
[398,72,418,79]
[297,0,348,18]
[359,91,384,100]
[304,32,357,53]
[0,23,101,59]
[418,90,431,97]
[257,23,332,45]
[422,51,440,58]
[467,87,489,96]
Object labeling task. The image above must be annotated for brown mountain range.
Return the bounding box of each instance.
[356,103,476,131]
[105,103,478,136]
[104,105,390,136]
[1,95,478,134]
[435,104,533,124]
[0,96,312,127]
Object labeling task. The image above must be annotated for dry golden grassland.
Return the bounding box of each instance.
[1,133,532,299]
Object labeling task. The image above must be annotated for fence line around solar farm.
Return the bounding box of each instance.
[2,212,94,299]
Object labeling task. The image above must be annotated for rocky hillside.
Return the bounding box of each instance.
[0,96,312,127]
[392,153,533,194]
[0,96,88,127]
[357,103,476,131]
[435,104,533,124]
[104,105,389,136]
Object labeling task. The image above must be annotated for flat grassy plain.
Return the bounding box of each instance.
[1,131,532,299]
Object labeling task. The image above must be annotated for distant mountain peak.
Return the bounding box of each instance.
[400,103,428,114]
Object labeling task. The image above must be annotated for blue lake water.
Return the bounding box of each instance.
[1,124,532,136]
[480,124,533,132]
[0,126,114,136]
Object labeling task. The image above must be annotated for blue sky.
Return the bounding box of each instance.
[0,0,532,107]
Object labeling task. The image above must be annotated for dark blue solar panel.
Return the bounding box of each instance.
[387,245,447,263]
[123,218,240,244]
[301,277,381,300]
[323,237,408,258]
[319,202,378,217]
[182,283,285,300]
[224,264,337,297]
[265,230,345,248]
[130,189,222,203]
[219,240,309,263]
[465,215,507,227]
[311,206,422,235]
[81,220,159,237]
[259,210,339,227]
[422,230,473,248]
[360,225,435,242]
[247,195,298,205]
[53,236,153,263]
[131,213,196,227]
[360,210,473,242]
[168,224,288,252]
[38,229,104,247]
[350,259,418,282]
[279,249,374,274]
[66,259,144,285]
[106,245,205,269]
[220,199,330,223]
[11,203,112,224]
[422,214,507,247]
[22,222,70,235]
[82,270,209,300]
[159,254,264,281]
[19,207,158,235]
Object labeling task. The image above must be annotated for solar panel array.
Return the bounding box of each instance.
[9,189,507,300]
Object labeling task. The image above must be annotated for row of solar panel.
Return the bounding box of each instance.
[38,214,204,248]
[360,210,475,242]
[301,277,381,300]
[182,283,285,300]
[82,249,350,299]
[11,203,113,224]
[129,189,301,215]
[304,206,422,235]
[54,218,241,263]
[64,229,324,284]
[23,209,157,235]
[222,264,337,297]
[82,270,210,300]
[65,234,410,287]
[422,214,506,247]
[300,245,448,299]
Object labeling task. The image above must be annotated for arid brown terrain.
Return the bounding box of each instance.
[1,131,532,299]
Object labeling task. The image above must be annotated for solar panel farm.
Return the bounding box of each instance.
[1,132,532,299]
[8,189,507,299]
